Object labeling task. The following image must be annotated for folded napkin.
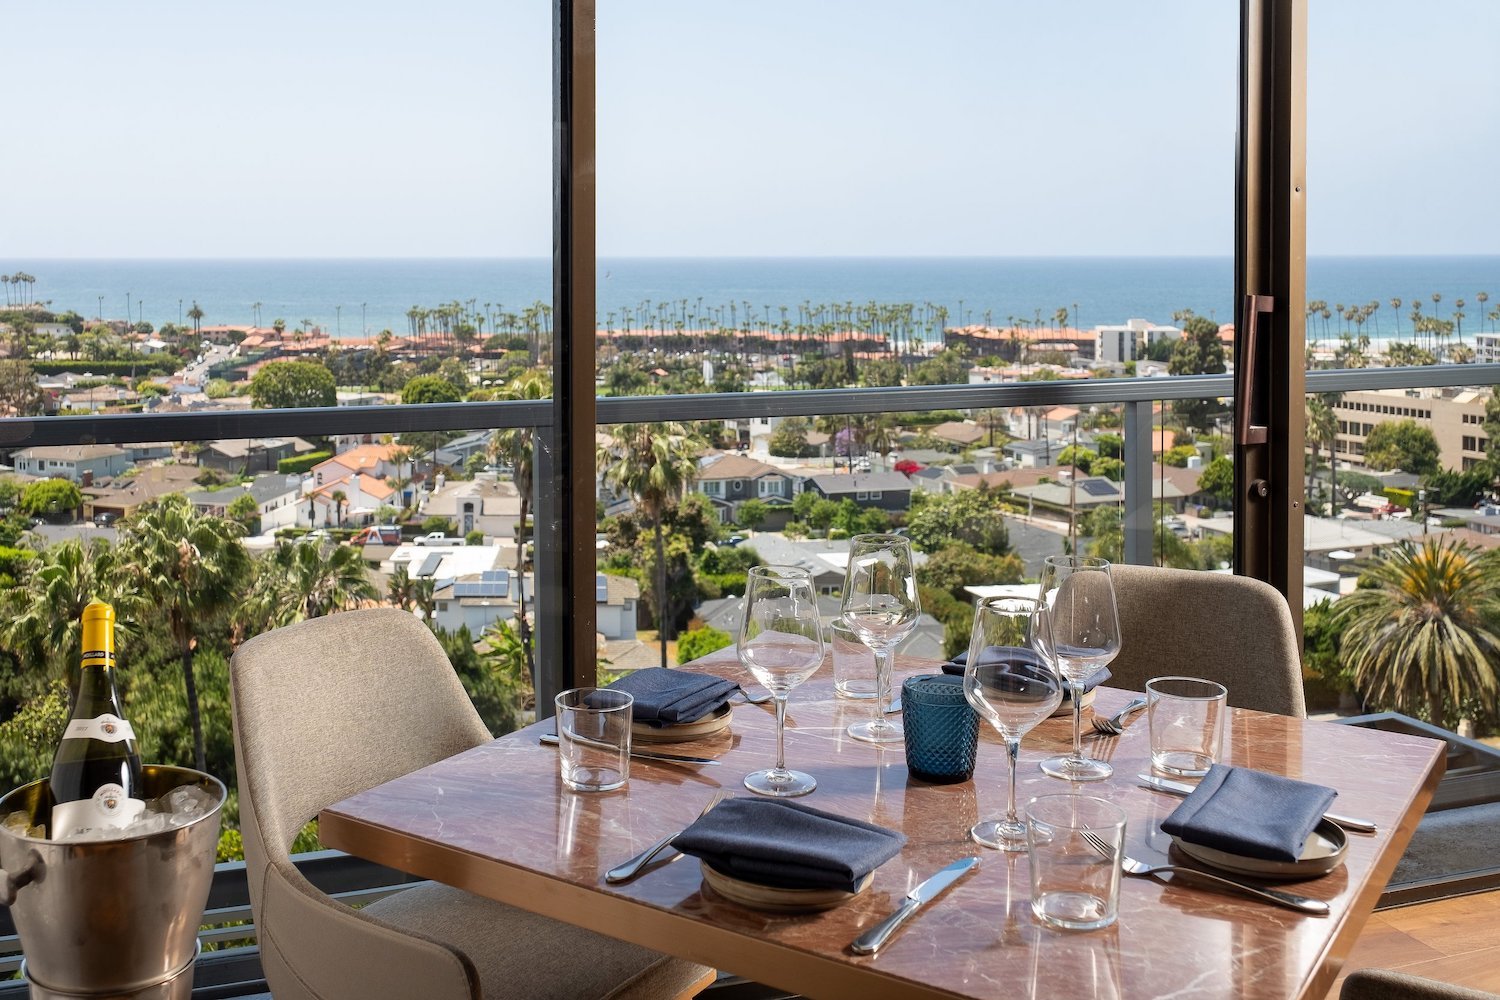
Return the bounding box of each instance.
[605,668,741,726]
[672,797,906,892]
[1160,764,1337,862]
[943,647,1109,696]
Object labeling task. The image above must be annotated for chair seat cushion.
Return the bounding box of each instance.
[364,882,713,1000]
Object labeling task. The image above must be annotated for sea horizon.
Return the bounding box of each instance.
[2,254,1496,343]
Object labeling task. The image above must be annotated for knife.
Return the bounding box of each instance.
[540,733,720,766]
[1138,774,1376,833]
[850,856,979,955]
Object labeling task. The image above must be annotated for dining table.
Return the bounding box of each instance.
[319,648,1445,1000]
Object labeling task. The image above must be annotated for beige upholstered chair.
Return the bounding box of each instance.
[230,608,715,1000]
[1107,564,1306,717]
[1343,970,1499,1000]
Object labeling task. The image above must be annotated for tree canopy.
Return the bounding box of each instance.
[1363,419,1441,476]
[906,488,1012,556]
[20,478,82,517]
[401,374,464,405]
[250,360,336,409]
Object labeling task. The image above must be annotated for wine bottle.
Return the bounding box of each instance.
[50,600,145,836]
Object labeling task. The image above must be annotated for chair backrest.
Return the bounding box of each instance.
[1108,564,1306,717]
[1343,969,1500,1000]
[230,608,492,998]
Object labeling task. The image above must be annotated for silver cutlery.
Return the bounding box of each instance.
[1137,774,1377,833]
[1078,829,1328,915]
[538,733,720,766]
[1090,696,1148,736]
[736,689,774,705]
[605,791,731,884]
[850,856,979,954]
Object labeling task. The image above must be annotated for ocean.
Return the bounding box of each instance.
[2,256,1497,342]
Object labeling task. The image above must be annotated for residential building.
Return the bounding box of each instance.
[12,444,129,483]
[1329,386,1489,472]
[1093,318,1183,363]
[301,474,396,527]
[186,473,303,533]
[199,437,318,476]
[424,474,523,540]
[926,421,985,450]
[83,464,205,521]
[693,452,798,525]
[805,471,913,512]
[693,593,945,661]
[310,442,403,489]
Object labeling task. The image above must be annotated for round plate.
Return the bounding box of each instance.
[1050,687,1095,718]
[701,862,872,913]
[631,703,732,743]
[1170,818,1348,880]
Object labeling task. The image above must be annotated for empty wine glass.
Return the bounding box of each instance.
[738,566,825,797]
[1036,555,1121,782]
[963,597,1064,851]
[840,533,920,744]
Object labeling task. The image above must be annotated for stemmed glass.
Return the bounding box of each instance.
[738,565,825,797]
[840,533,920,744]
[1036,555,1122,782]
[963,597,1064,851]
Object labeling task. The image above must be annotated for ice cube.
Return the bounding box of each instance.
[161,784,216,819]
[2,810,42,839]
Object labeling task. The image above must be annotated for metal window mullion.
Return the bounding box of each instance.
[535,0,597,714]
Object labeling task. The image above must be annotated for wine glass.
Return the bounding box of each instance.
[738,565,825,797]
[1036,555,1122,782]
[840,533,920,744]
[963,597,1064,851]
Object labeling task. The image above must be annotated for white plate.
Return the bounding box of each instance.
[1170,818,1348,880]
[631,702,732,743]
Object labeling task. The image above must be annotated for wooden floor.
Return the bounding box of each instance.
[1332,891,1500,997]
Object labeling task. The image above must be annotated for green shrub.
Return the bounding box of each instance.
[278,451,331,474]
[676,626,733,664]
[421,515,455,535]
[465,529,485,545]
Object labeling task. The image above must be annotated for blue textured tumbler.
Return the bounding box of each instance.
[902,674,980,783]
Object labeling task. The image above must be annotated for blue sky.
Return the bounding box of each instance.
[4,1,1496,258]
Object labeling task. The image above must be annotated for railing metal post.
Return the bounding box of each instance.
[1123,399,1154,566]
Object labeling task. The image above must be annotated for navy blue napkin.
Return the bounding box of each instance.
[597,668,738,722]
[604,668,740,726]
[672,797,906,892]
[1160,764,1337,862]
[943,647,1109,697]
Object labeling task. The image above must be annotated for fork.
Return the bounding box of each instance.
[605,791,731,884]
[736,689,774,705]
[1077,829,1328,914]
[1090,696,1148,736]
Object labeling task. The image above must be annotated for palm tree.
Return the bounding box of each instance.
[387,564,415,611]
[187,301,205,338]
[0,538,136,691]
[118,494,250,771]
[331,489,348,527]
[1334,537,1500,726]
[599,422,702,669]
[1478,291,1490,332]
[1305,395,1339,512]
[266,538,378,620]
[1389,298,1402,337]
[489,370,551,685]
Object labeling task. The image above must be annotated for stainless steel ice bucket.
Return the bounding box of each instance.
[0,765,224,998]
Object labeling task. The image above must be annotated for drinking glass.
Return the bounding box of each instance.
[1036,556,1121,782]
[963,598,1064,851]
[738,565,825,797]
[840,533,920,744]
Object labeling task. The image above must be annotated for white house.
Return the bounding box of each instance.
[430,570,638,640]
[1093,318,1182,363]
[187,473,303,533]
[300,473,396,527]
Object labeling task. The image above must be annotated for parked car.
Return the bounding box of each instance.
[352,525,402,546]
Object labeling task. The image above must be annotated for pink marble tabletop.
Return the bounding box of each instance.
[320,649,1444,1000]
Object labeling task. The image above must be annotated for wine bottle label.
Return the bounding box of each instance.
[62,713,137,744]
[51,786,147,834]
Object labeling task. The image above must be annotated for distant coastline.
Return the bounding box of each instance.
[1,255,1495,345]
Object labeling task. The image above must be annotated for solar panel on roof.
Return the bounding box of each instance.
[415,552,444,578]
[1079,480,1118,497]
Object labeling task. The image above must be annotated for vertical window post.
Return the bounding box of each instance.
[1235,0,1307,626]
